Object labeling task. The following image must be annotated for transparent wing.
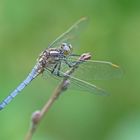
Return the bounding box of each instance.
[74,60,122,82]
[65,56,123,82]
[42,58,122,96]
[48,17,87,48]
[59,70,108,96]
[43,67,108,96]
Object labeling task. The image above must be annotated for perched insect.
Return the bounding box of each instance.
[0,17,122,110]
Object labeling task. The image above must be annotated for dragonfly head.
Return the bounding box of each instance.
[60,43,73,56]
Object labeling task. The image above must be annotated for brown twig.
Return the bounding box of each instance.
[25,53,91,140]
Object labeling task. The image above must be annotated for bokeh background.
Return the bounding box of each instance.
[0,0,140,140]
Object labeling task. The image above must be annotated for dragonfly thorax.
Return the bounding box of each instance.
[60,43,72,56]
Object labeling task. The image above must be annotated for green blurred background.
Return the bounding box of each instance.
[0,0,140,140]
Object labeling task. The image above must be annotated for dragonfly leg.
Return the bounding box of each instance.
[56,62,62,76]
[64,59,78,68]
[51,63,58,74]
[51,62,62,77]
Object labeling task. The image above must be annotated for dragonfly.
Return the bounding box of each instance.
[0,17,122,111]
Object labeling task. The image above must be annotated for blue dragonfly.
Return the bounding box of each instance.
[0,17,122,110]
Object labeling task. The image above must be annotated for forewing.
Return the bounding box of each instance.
[48,17,87,48]
[66,56,123,82]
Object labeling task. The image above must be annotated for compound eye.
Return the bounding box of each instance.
[63,46,69,55]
